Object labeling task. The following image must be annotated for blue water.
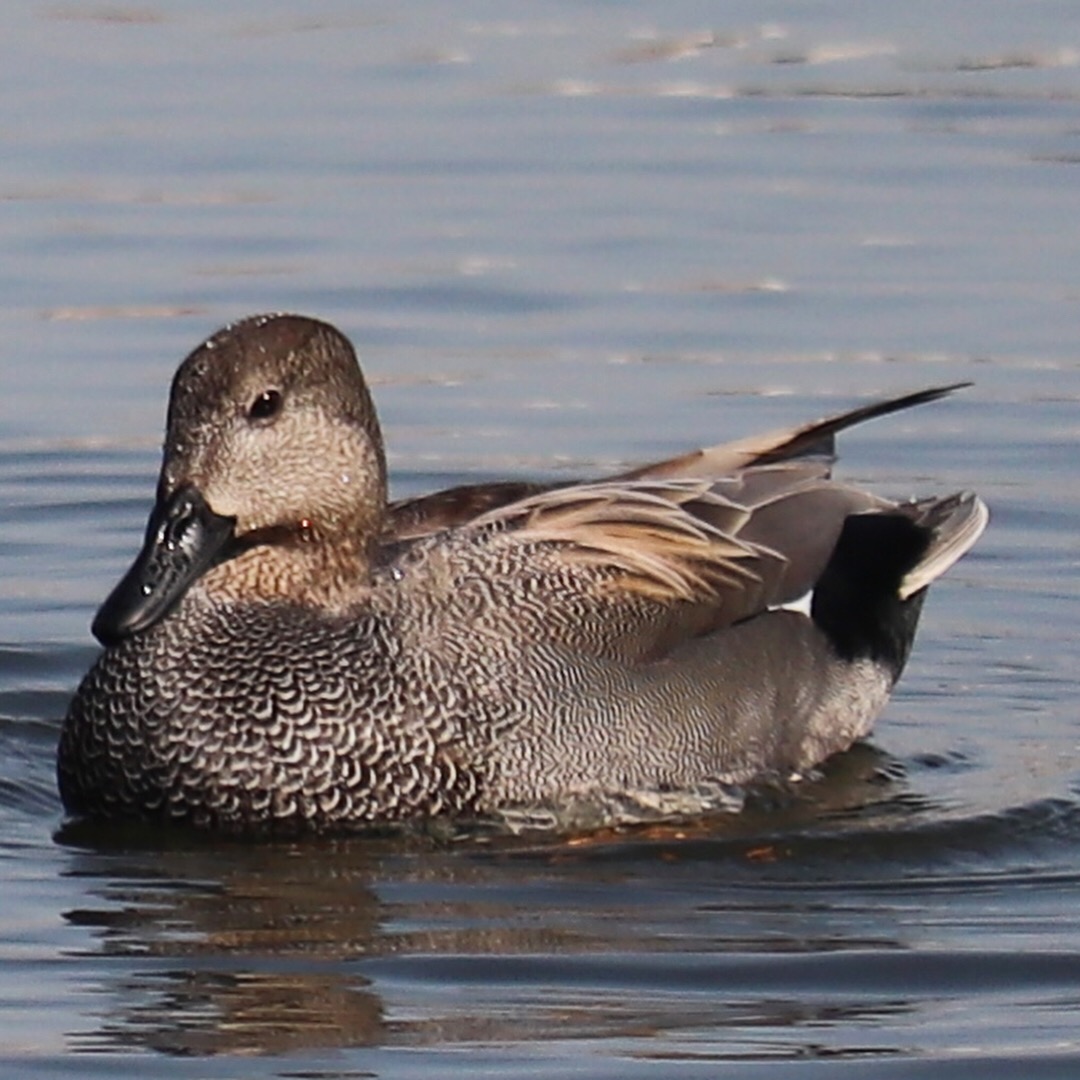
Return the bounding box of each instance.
[3,2,1080,1076]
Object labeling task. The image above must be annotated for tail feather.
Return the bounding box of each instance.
[897,491,989,599]
[810,491,987,678]
[384,384,975,543]
[620,382,973,481]
[747,383,972,467]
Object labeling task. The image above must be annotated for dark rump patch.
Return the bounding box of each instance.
[811,512,933,677]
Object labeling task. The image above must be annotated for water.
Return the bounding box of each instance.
[2,1,1079,1075]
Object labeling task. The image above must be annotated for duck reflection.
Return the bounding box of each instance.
[61,834,391,1055]
[58,746,919,1059]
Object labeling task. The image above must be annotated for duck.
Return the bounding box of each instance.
[58,313,988,834]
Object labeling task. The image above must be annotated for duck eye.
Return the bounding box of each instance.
[247,389,283,423]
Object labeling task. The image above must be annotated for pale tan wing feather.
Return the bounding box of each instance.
[465,467,922,624]
[383,384,978,662]
[445,470,983,666]
[469,478,789,624]
[383,384,969,543]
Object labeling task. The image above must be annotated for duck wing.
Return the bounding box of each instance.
[382,383,970,543]
[448,464,985,667]
[450,469,882,663]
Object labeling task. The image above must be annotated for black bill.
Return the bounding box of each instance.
[92,486,237,647]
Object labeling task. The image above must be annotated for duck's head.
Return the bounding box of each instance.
[92,314,387,646]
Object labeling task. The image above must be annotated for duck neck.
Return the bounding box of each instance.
[196,523,377,609]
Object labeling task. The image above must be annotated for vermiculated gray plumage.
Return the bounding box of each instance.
[59,314,987,834]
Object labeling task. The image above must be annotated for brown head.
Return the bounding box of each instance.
[93,314,388,645]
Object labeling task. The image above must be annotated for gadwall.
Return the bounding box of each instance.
[59,314,987,833]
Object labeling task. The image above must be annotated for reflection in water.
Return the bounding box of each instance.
[55,749,917,1059]
[63,839,389,1055]
[60,836,912,1059]
[52,743,1080,1062]
[94,970,383,1058]
[5,0,1080,1073]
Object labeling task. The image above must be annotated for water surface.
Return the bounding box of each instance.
[2,2,1080,1076]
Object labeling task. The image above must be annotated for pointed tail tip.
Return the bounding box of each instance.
[751,381,976,468]
[836,380,976,428]
[897,380,974,406]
